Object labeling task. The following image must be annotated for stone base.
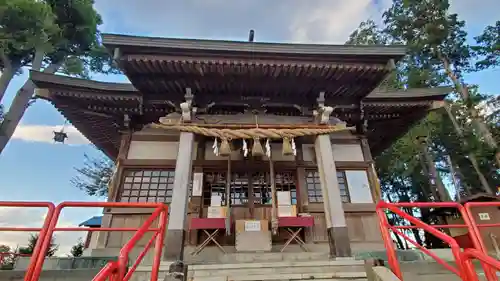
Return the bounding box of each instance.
[327,227,352,258]
[235,231,272,252]
[163,229,186,260]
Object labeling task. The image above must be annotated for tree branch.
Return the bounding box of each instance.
[43,59,65,74]
[0,50,12,70]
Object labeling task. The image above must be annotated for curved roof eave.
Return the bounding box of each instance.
[102,33,407,58]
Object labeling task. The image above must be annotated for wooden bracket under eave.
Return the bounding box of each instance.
[112,48,122,68]
[34,88,52,100]
[429,100,446,110]
[386,59,396,71]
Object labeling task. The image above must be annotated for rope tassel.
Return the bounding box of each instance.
[282,137,294,156]
[252,137,264,157]
[219,138,231,156]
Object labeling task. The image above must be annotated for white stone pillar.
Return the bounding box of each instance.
[314,134,352,257]
[164,132,195,260]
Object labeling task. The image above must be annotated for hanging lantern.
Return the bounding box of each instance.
[282,137,294,156]
[53,130,68,143]
[53,120,69,144]
[252,137,264,157]
[219,138,231,156]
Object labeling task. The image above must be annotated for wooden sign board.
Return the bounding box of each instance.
[192,172,203,196]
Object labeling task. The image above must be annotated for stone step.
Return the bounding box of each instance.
[189,265,366,277]
[187,271,367,281]
[188,259,364,270]
[186,251,332,264]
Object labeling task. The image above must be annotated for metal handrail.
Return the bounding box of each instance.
[376,201,471,280]
[0,201,55,281]
[461,248,500,281]
[464,202,500,281]
[488,233,500,260]
[31,202,168,281]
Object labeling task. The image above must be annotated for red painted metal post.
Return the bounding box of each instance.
[386,204,466,278]
[151,206,168,281]
[375,203,403,280]
[30,202,167,281]
[92,261,119,281]
[463,202,500,281]
[0,202,55,281]
[462,249,500,281]
[118,207,163,280]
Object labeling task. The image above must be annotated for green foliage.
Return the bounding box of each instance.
[71,154,115,197]
[69,239,85,257]
[18,234,58,257]
[0,0,60,69]
[383,0,473,77]
[347,1,500,249]
[0,0,120,99]
[0,244,15,270]
[472,21,500,71]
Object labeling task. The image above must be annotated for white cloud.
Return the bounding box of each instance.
[0,207,86,257]
[94,0,391,44]
[12,124,90,145]
[94,0,497,45]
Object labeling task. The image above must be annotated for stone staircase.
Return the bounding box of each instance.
[186,258,367,281]
[133,253,367,281]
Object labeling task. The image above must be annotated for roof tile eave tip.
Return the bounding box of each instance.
[102,34,407,56]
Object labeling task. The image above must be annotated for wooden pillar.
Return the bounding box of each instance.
[164,132,195,261]
[360,137,381,201]
[314,135,351,257]
[96,131,132,248]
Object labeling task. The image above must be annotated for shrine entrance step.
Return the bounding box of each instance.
[185,258,366,281]
[183,247,331,264]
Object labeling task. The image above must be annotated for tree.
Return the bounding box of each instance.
[383,0,500,169]
[69,239,84,257]
[346,0,500,249]
[71,153,115,197]
[0,244,15,270]
[18,234,58,257]
[473,20,500,71]
[0,0,120,154]
[0,0,60,100]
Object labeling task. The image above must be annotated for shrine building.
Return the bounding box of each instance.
[30,34,449,261]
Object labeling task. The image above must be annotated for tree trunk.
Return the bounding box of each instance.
[439,52,500,169]
[0,58,62,154]
[417,155,436,200]
[443,104,493,194]
[418,138,451,201]
[0,65,16,103]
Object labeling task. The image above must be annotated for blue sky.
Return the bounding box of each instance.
[0,0,498,255]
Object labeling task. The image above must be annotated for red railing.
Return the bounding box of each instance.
[464,202,500,281]
[461,248,500,281]
[0,202,55,281]
[376,201,473,280]
[0,202,168,281]
[42,202,168,281]
[377,201,500,281]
